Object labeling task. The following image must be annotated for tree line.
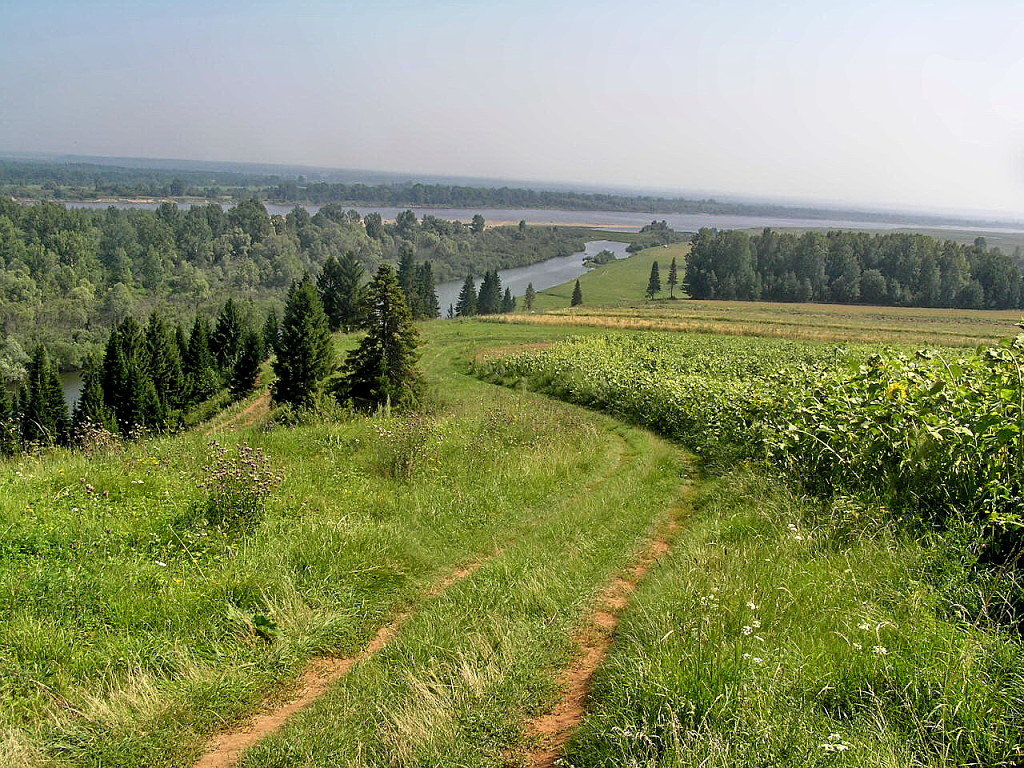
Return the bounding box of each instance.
[684,228,1024,309]
[1,297,271,455]
[0,196,585,371]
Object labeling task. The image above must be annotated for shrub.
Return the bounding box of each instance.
[199,441,282,527]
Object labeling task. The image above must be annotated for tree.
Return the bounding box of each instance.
[230,331,263,398]
[413,261,440,320]
[477,270,502,315]
[20,345,69,445]
[272,279,334,407]
[501,287,516,313]
[646,261,661,299]
[455,274,477,317]
[211,298,246,371]
[183,316,220,405]
[667,257,679,299]
[397,243,417,302]
[571,279,583,306]
[101,317,164,434]
[524,283,536,311]
[317,255,346,332]
[262,309,279,358]
[471,214,486,234]
[144,312,184,409]
[336,251,365,330]
[337,264,421,410]
[73,354,116,436]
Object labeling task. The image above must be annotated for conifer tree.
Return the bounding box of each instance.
[184,315,220,405]
[667,256,679,299]
[524,283,536,311]
[21,345,69,445]
[477,270,502,315]
[101,318,164,434]
[174,322,189,363]
[211,298,245,371]
[317,255,346,332]
[397,243,417,304]
[336,251,365,331]
[501,287,515,313]
[415,261,440,319]
[455,274,477,317]
[646,261,662,299]
[338,264,421,410]
[144,312,184,409]
[73,355,116,436]
[230,331,263,398]
[262,309,279,358]
[272,279,334,407]
[571,279,584,306]
[447,304,455,319]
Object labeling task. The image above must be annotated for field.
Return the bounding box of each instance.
[4,270,1024,767]
[524,243,1024,346]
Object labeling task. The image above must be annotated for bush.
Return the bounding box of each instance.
[199,441,282,527]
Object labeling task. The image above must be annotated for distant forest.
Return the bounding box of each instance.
[1,158,1015,228]
[686,228,1024,309]
[0,197,589,373]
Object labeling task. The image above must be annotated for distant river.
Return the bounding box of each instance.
[61,201,1024,235]
[435,239,630,315]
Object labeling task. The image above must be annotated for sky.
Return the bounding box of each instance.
[2,0,1024,216]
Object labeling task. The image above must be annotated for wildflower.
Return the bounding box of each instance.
[885,381,908,401]
[872,645,888,655]
[741,625,753,636]
[857,622,871,631]
[747,601,758,610]
[155,560,167,567]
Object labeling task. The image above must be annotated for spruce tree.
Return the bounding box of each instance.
[73,355,116,436]
[571,279,584,307]
[415,261,440,319]
[397,243,417,304]
[455,274,477,317]
[501,287,515,313]
[646,261,662,299]
[524,283,536,311]
[272,279,334,407]
[262,309,279,358]
[477,270,502,315]
[338,264,421,411]
[336,251,365,331]
[667,256,679,299]
[101,318,163,435]
[174,322,189,364]
[230,331,263,398]
[184,315,220,405]
[317,255,346,332]
[21,345,69,445]
[211,298,245,371]
[144,312,184,409]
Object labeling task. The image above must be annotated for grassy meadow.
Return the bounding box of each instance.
[4,260,1024,767]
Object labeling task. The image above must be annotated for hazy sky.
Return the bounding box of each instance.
[2,0,1024,215]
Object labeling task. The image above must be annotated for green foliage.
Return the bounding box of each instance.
[456,273,477,317]
[337,264,421,411]
[229,331,263,398]
[271,279,335,408]
[687,227,1024,308]
[571,279,583,307]
[646,260,661,299]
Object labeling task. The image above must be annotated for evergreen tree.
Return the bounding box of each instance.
[455,274,477,317]
[501,287,515,313]
[272,279,334,407]
[477,270,502,315]
[144,312,184,409]
[667,256,679,299]
[338,264,421,410]
[184,315,220,405]
[415,261,440,319]
[524,283,536,311]
[317,255,346,332]
[262,309,279,358]
[101,318,164,435]
[571,279,584,306]
[174,322,189,363]
[230,331,263,398]
[646,261,661,299]
[211,298,245,371]
[73,355,116,436]
[336,251,365,331]
[397,243,417,303]
[20,345,69,445]
[446,304,455,319]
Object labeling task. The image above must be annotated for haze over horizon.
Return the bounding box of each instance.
[2,0,1023,217]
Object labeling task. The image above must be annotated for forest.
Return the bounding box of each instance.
[0,197,585,372]
[685,227,1024,309]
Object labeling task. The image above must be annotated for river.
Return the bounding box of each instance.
[61,201,1024,235]
[435,239,630,315]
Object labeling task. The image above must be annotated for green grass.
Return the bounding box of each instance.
[563,471,1024,767]
[530,244,686,312]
